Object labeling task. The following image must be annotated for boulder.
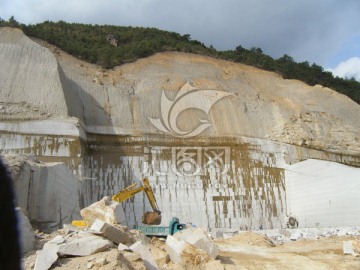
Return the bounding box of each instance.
[6,156,82,233]
[58,235,113,256]
[165,235,186,264]
[33,236,64,270]
[34,248,58,270]
[119,251,147,270]
[80,196,126,226]
[180,242,212,267]
[106,34,119,46]
[264,229,291,244]
[343,241,354,255]
[166,235,213,268]
[148,237,170,266]
[15,207,35,254]
[130,241,158,270]
[90,218,134,244]
[173,227,219,258]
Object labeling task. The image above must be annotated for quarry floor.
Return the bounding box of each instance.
[216,235,360,270]
[23,233,360,270]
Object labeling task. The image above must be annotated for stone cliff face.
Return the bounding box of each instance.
[0,28,70,120]
[1,27,360,231]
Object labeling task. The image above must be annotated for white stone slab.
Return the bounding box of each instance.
[58,236,112,256]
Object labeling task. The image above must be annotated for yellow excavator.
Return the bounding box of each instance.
[112,177,162,225]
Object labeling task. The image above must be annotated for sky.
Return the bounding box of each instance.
[1,0,360,81]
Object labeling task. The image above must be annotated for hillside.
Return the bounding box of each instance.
[1,27,359,154]
[1,19,360,270]
[1,19,359,105]
[1,26,360,234]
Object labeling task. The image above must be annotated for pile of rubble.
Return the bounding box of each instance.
[19,196,360,269]
[21,197,223,270]
[257,227,360,245]
[256,227,360,257]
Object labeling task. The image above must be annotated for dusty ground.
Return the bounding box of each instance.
[23,231,360,270]
[216,233,360,270]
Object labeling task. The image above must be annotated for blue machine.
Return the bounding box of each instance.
[133,217,186,237]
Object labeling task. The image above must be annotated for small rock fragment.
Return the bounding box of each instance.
[118,243,130,251]
[123,251,141,262]
[63,224,78,235]
[94,257,107,267]
[289,230,302,241]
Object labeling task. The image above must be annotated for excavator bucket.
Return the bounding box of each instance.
[142,211,162,225]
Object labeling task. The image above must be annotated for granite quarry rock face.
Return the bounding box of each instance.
[1,27,360,232]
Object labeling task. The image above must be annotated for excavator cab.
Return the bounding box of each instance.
[112,177,162,225]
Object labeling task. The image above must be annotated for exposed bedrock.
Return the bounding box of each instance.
[1,27,359,231]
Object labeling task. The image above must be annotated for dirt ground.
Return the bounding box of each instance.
[23,231,360,270]
[215,234,360,270]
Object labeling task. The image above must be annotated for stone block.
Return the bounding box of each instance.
[165,235,186,264]
[173,227,219,258]
[90,218,132,244]
[34,236,62,270]
[80,196,126,226]
[9,157,82,233]
[58,236,113,256]
[343,241,354,255]
[130,241,158,270]
[16,207,35,254]
[34,248,58,270]
[180,242,212,267]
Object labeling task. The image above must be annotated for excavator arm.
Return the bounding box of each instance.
[142,177,161,214]
[112,177,162,225]
[141,178,162,224]
[112,183,145,203]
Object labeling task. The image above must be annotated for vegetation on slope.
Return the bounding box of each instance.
[1,17,359,104]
